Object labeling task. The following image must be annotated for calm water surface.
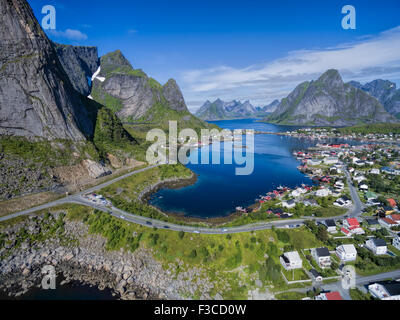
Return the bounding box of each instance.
[149,119,357,218]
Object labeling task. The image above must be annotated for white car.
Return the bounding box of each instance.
[120,215,125,219]
[221,228,228,233]
[193,230,200,234]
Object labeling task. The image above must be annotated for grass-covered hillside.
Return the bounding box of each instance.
[336,123,400,134]
[90,50,218,138]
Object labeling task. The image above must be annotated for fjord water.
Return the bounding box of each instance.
[149,119,324,218]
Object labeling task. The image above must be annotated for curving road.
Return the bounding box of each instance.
[0,167,364,234]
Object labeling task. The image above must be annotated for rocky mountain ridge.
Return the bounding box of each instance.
[195,99,268,120]
[53,42,99,97]
[90,50,190,120]
[348,79,400,119]
[0,0,98,141]
[265,69,397,126]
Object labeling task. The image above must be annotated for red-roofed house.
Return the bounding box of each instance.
[379,217,400,229]
[391,214,400,223]
[315,291,343,300]
[342,218,365,235]
[387,199,397,208]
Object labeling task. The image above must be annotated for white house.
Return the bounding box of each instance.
[379,217,399,229]
[335,181,344,190]
[312,247,331,268]
[280,251,303,271]
[393,236,400,251]
[282,199,296,209]
[370,168,380,175]
[352,157,360,164]
[291,189,301,198]
[365,238,387,255]
[324,219,337,233]
[334,197,352,207]
[324,157,339,165]
[316,188,331,197]
[368,282,400,300]
[336,244,357,262]
[354,175,367,183]
[359,184,369,191]
[307,159,322,166]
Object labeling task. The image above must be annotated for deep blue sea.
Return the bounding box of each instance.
[149,119,354,218]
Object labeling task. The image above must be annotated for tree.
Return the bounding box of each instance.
[316,225,329,242]
[189,249,197,258]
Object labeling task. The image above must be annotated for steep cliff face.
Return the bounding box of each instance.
[91,50,185,120]
[260,99,280,113]
[349,79,400,118]
[162,79,188,112]
[0,0,98,141]
[196,99,261,120]
[53,42,99,96]
[265,69,397,126]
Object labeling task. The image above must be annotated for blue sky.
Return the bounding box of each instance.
[28,0,400,111]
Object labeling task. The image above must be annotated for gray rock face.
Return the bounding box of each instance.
[53,43,99,96]
[196,99,259,120]
[349,79,400,118]
[91,50,189,121]
[162,79,188,112]
[0,0,97,140]
[260,99,280,113]
[266,69,397,126]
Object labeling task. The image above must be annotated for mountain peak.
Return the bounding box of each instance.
[101,50,133,70]
[317,69,343,85]
[265,69,397,126]
[196,98,263,120]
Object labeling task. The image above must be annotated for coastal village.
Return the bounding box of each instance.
[85,134,400,300]
[234,136,400,300]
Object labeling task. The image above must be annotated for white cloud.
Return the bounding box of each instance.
[47,29,88,41]
[181,26,400,111]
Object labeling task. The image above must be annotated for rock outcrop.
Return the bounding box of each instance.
[0,212,214,300]
[90,50,194,121]
[53,43,99,96]
[162,79,188,112]
[0,0,97,140]
[259,99,280,113]
[349,79,400,118]
[265,69,397,126]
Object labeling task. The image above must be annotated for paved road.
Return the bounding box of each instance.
[0,168,364,235]
[0,165,159,222]
[344,168,366,218]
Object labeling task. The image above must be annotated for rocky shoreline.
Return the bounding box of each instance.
[0,212,214,300]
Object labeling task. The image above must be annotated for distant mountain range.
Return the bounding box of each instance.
[264,69,398,126]
[195,99,276,120]
[348,80,400,119]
